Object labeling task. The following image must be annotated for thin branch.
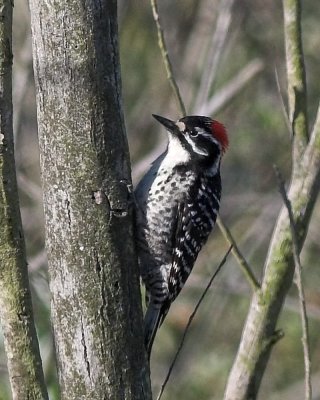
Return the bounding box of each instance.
[150,0,186,116]
[156,245,233,400]
[274,66,291,135]
[269,371,320,400]
[194,0,234,113]
[274,166,312,400]
[217,217,260,291]
[150,0,258,292]
[202,58,264,116]
[283,0,309,162]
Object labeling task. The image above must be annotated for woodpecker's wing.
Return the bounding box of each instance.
[134,152,166,208]
[168,178,221,304]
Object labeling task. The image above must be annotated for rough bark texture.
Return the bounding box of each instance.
[0,1,48,399]
[29,1,152,399]
[223,1,319,398]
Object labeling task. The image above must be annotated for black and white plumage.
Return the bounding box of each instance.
[135,114,228,357]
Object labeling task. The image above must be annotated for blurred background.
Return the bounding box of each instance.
[2,0,320,398]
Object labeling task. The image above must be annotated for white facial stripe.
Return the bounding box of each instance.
[194,127,217,141]
[184,134,208,156]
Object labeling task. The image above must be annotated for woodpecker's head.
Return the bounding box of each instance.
[153,114,228,170]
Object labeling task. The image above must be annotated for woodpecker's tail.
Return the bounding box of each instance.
[144,303,162,359]
[144,301,171,359]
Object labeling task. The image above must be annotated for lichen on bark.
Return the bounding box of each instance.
[29,0,152,398]
[0,0,48,398]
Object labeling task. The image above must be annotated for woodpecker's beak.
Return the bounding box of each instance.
[152,114,177,133]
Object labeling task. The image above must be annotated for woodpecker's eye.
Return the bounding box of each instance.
[189,130,199,137]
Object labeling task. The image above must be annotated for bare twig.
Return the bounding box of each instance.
[156,246,233,400]
[274,166,312,400]
[283,0,309,161]
[202,58,264,116]
[149,0,258,292]
[270,371,320,400]
[150,0,186,116]
[194,0,234,113]
[217,217,260,291]
[274,66,291,135]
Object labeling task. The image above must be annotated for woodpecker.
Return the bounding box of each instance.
[135,114,228,357]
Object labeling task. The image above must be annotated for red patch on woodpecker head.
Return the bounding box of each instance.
[211,121,228,153]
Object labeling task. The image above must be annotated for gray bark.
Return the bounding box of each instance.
[29,1,152,399]
[0,1,48,399]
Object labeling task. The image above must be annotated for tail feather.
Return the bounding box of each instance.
[144,304,162,359]
[144,301,171,359]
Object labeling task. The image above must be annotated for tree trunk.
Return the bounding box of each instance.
[223,136,320,398]
[224,1,320,398]
[0,1,48,399]
[29,1,152,399]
